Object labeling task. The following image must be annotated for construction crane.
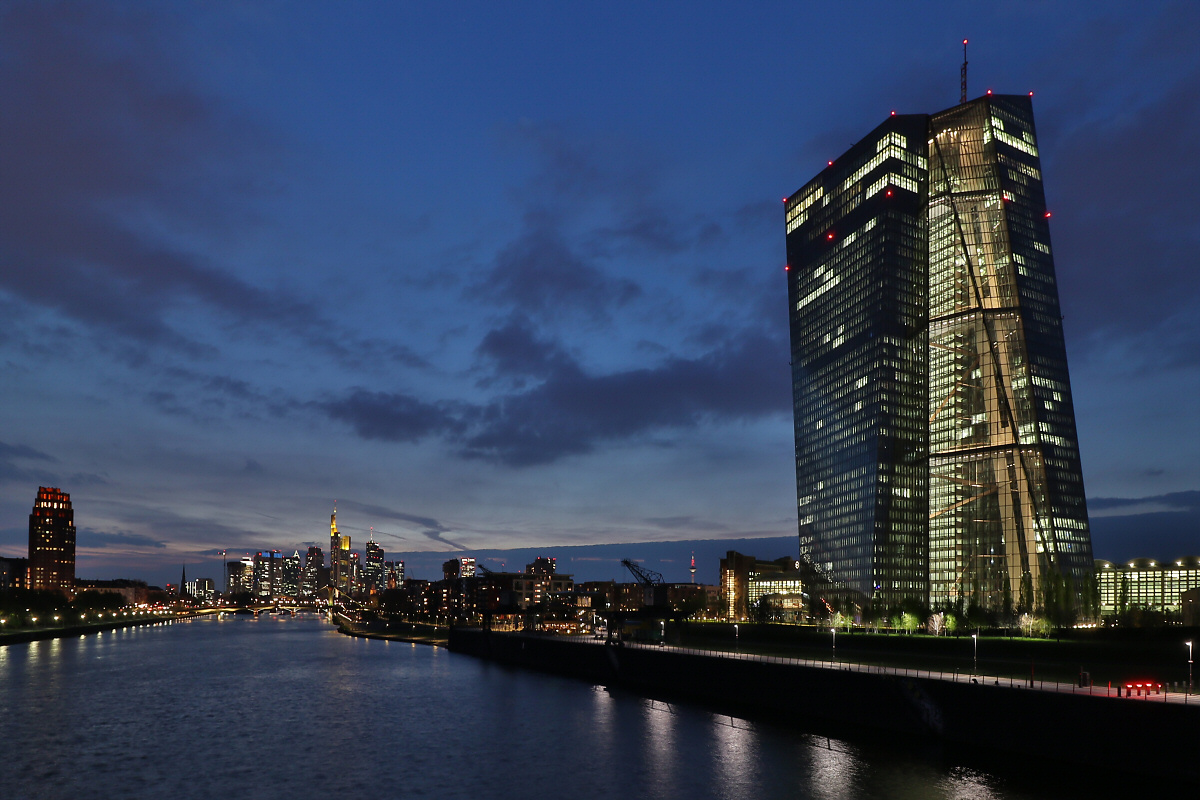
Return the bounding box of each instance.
[621,559,667,610]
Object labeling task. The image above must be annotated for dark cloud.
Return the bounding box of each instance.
[0,441,106,487]
[462,327,791,466]
[1089,491,1199,513]
[1049,67,1200,346]
[321,390,463,444]
[1088,489,1200,564]
[0,4,426,370]
[336,500,463,550]
[324,318,790,467]
[474,314,572,386]
[77,528,166,550]
[481,222,641,320]
[0,442,56,462]
[242,459,264,475]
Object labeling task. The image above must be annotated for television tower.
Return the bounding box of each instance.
[690,552,696,584]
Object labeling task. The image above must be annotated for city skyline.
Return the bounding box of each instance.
[2,2,1198,589]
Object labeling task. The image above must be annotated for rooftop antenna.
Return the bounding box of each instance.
[961,39,968,103]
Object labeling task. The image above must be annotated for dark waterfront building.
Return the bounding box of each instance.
[28,486,76,595]
[785,95,1094,614]
[0,556,29,590]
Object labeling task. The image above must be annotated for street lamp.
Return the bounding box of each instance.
[660,620,665,647]
[831,627,837,661]
[972,632,978,674]
[734,623,739,652]
[1187,641,1194,693]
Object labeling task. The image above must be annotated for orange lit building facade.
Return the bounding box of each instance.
[28,486,76,595]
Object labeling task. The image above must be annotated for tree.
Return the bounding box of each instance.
[900,612,920,635]
[927,612,945,636]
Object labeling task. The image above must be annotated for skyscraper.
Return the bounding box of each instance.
[785,94,1094,614]
[329,505,351,602]
[786,114,930,611]
[28,486,76,595]
[364,537,384,594]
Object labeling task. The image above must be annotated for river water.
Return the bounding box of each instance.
[0,615,1123,799]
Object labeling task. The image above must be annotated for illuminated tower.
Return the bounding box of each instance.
[926,94,1092,611]
[785,94,1093,613]
[329,504,351,602]
[28,486,76,595]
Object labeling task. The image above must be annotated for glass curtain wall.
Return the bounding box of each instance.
[926,96,1092,613]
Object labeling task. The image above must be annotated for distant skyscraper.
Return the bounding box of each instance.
[329,505,351,602]
[253,551,283,600]
[385,560,405,589]
[282,551,301,598]
[460,556,476,578]
[300,546,324,599]
[785,94,1094,613]
[28,487,76,595]
[364,536,384,593]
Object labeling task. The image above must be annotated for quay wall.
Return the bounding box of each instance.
[449,628,1197,778]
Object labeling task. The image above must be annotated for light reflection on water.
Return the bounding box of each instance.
[0,616,1101,799]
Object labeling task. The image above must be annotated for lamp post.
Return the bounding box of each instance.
[972,632,978,674]
[831,627,837,662]
[660,620,665,647]
[1187,641,1194,693]
[734,623,739,652]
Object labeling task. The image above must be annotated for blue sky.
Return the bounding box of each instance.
[1,1,1197,587]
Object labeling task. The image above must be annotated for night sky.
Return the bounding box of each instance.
[2,2,1197,588]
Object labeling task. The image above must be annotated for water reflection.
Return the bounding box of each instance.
[802,734,861,800]
[0,618,1122,800]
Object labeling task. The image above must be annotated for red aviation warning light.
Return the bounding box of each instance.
[1045,211,1052,218]
[826,232,835,241]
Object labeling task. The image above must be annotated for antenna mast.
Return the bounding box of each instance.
[960,39,968,103]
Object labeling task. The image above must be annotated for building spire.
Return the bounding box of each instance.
[960,39,968,103]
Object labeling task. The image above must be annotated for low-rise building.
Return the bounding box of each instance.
[1096,557,1200,616]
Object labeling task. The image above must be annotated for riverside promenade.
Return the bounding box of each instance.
[449,628,1199,779]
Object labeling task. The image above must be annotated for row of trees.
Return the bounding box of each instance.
[0,588,129,628]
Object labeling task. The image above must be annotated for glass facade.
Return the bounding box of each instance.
[927,96,1092,611]
[786,96,1094,613]
[786,115,930,610]
[1096,557,1200,615]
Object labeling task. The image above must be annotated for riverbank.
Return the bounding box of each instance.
[449,628,1199,780]
[0,612,194,646]
[335,615,448,646]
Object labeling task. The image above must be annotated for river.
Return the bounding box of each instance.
[0,614,1133,799]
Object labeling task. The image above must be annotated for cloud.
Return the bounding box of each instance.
[644,516,729,532]
[0,442,57,462]
[321,390,464,444]
[1089,490,1199,517]
[77,528,166,550]
[0,4,426,371]
[335,499,464,550]
[1050,65,1200,346]
[480,221,641,321]
[461,326,791,466]
[0,441,106,487]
